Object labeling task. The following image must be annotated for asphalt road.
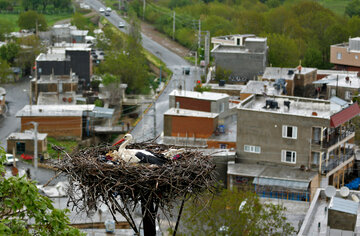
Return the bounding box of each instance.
[0,79,30,150]
[84,0,201,142]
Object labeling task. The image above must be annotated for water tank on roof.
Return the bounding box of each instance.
[219,80,225,87]
[349,38,360,51]
[288,70,294,75]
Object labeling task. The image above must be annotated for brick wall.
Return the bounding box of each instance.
[175,97,211,112]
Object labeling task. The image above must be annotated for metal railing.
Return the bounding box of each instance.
[315,126,355,148]
[321,148,354,174]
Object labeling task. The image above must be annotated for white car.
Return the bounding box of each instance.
[99,7,105,13]
[106,7,112,12]
[4,154,19,166]
[118,21,125,28]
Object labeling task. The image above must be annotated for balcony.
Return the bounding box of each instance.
[313,126,355,149]
[321,148,354,174]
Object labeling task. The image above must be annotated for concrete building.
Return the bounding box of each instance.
[314,74,360,101]
[16,105,96,140]
[6,130,47,155]
[299,188,360,235]
[211,34,268,83]
[331,37,360,71]
[41,24,89,44]
[35,43,92,90]
[262,66,317,97]
[236,94,360,195]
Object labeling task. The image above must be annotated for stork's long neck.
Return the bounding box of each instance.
[118,138,131,152]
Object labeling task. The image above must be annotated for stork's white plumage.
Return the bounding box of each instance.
[112,134,167,165]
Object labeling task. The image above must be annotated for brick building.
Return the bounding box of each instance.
[330,37,360,71]
[6,131,47,155]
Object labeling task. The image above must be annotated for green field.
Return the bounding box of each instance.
[0,13,73,31]
[318,0,351,15]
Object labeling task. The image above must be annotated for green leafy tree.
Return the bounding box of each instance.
[18,10,47,31]
[346,0,360,17]
[53,0,71,10]
[71,12,88,30]
[21,0,41,11]
[267,33,299,67]
[303,46,323,69]
[0,148,84,235]
[348,16,360,38]
[0,42,20,65]
[214,66,232,82]
[0,59,11,83]
[0,19,13,41]
[182,188,295,235]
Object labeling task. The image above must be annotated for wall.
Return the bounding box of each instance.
[7,139,47,154]
[207,140,236,149]
[164,115,218,138]
[66,50,91,87]
[37,60,70,78]
[330,46,360,68]
[213,51,266,82]
[327,85,357,101]
[174,97,211,112]
[236,109,329,168]
[21,116,82,139]
[310,174,320,201]
[328,209,357,231]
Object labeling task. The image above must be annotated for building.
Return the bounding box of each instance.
[16,105,96,140]
[6,131,47,156]
[40,24,89,44]
[313,74,360,101]
[35,43,92,90]
[31,73,78,104]
[239,80,285,100]
[235,94,360,198]
[262,66,317,96]
[163,90,236,148]
[211,34,268,83]
[298,188,360,235]
[330,37,360,71]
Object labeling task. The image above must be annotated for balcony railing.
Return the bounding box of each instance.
[321,149,354,174]
[315,126,355,148]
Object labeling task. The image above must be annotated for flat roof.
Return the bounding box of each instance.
[245,37,267,42]
[170,89,229,101]
[329,197,358,215]
[317,70,358,76]
[228,163,266,177]
[326,75,360,88]
[16,104,95,117]
[208,83,245,91]
[239,94,339,119]
[37,74,78,83]
[37,92,77,105]
[70,30,88,36]
[263,67,316,80]
[36,53,67,61]
[211,44,266,54]
[7,131,47,140]
[164,108,218,118]
[241,80,283,96]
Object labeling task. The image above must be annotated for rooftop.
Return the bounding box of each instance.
[317,69,359,76]
[7,130,47,140]
[169,89,229,101]
[314,74,360,88]
[212,34,256,41]
[239,94,337,119]
[262,67,317,80]
[16,104,95,117]
[164,108,219,118]
[37,92,77,105]
[208,83,245,91]
[240,80,283,96]
[70,30,88,36]
[36,74,78,83]
[36,53,67,61]
[211,44,266,54]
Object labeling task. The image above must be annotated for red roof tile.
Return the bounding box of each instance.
[330,103,360,127]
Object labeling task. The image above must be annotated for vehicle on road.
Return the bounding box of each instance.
[4,154,19,166]
[105,11,110,16]
[106,7,112,12]
[118,21,125,28]
[182,67,190,75]
[99,7,105,13]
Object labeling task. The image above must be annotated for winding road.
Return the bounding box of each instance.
[85,0,201,142]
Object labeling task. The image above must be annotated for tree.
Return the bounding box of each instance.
[0,19,13,41]
[18,10,47,31]
[21,0,41,11]
[303,46,323,69]
[0,59,11,83]
[71,12,88,30]
[182,188,295,235]
[214,66,232,82]
[0,42,20,65]
[267,33,300,67]
[0,148,84,235]
[346,0,360,17]
[53,0,71,10]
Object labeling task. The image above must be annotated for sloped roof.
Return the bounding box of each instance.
[330,103,360,127]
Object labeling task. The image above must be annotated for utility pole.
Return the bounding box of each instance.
[28,122,38,179]
[173,11,176,40]
[204,31,210,68]
[198,19,201,49]
[143,0,146,20]
[119,0,120,10]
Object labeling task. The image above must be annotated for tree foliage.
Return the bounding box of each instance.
[345,0,360,17]
[0,42,20,65]
[18,10,47,31]
[182,188,295,235]
[0,59,11,83]
[0,148,83,235]
[0,19,14,41]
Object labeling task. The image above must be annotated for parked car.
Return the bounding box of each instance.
[4,154,19,166]
[105,11,110,16]
[106,7,112,12]
[182,67,190,75]
[118,21,125,28]
[99,7,105,13]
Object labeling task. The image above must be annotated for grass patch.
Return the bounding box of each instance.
[317,0,351,15]
[0,13,73,31]
[47,137,78,159]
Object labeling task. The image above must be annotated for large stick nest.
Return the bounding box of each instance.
[56,142,217,230]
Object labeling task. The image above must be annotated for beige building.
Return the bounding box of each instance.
[7,131,48,156]
[231,94,360,201]
[330,37,360,71]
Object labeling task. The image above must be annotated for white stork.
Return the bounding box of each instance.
[112,134,167,165]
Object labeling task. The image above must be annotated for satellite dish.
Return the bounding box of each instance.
[340,186,350,197]
[325,186,336,198]
[352,194,360,203]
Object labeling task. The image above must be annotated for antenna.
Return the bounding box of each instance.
[325,186,336,198]
[340,186,350,197]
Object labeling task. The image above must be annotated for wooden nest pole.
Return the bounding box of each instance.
[56,142,217,235]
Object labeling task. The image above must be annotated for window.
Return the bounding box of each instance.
[281,150,296,164]
[244,145,261,154]
[16,142,25,154]
[345,91,351,100]
[219,102,225,113]
[331,89,336,97]
[337,52,342,60]
[282,125,297,139]
[356,55,359,60]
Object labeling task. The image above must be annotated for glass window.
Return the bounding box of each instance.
[282,150,296,163]
[337,52,342,60]
[282,125,297,139]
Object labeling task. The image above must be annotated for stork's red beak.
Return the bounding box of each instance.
[112,138,125,146]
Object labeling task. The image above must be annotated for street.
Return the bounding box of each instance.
[84,0,201,142]
[0,79,30,150]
